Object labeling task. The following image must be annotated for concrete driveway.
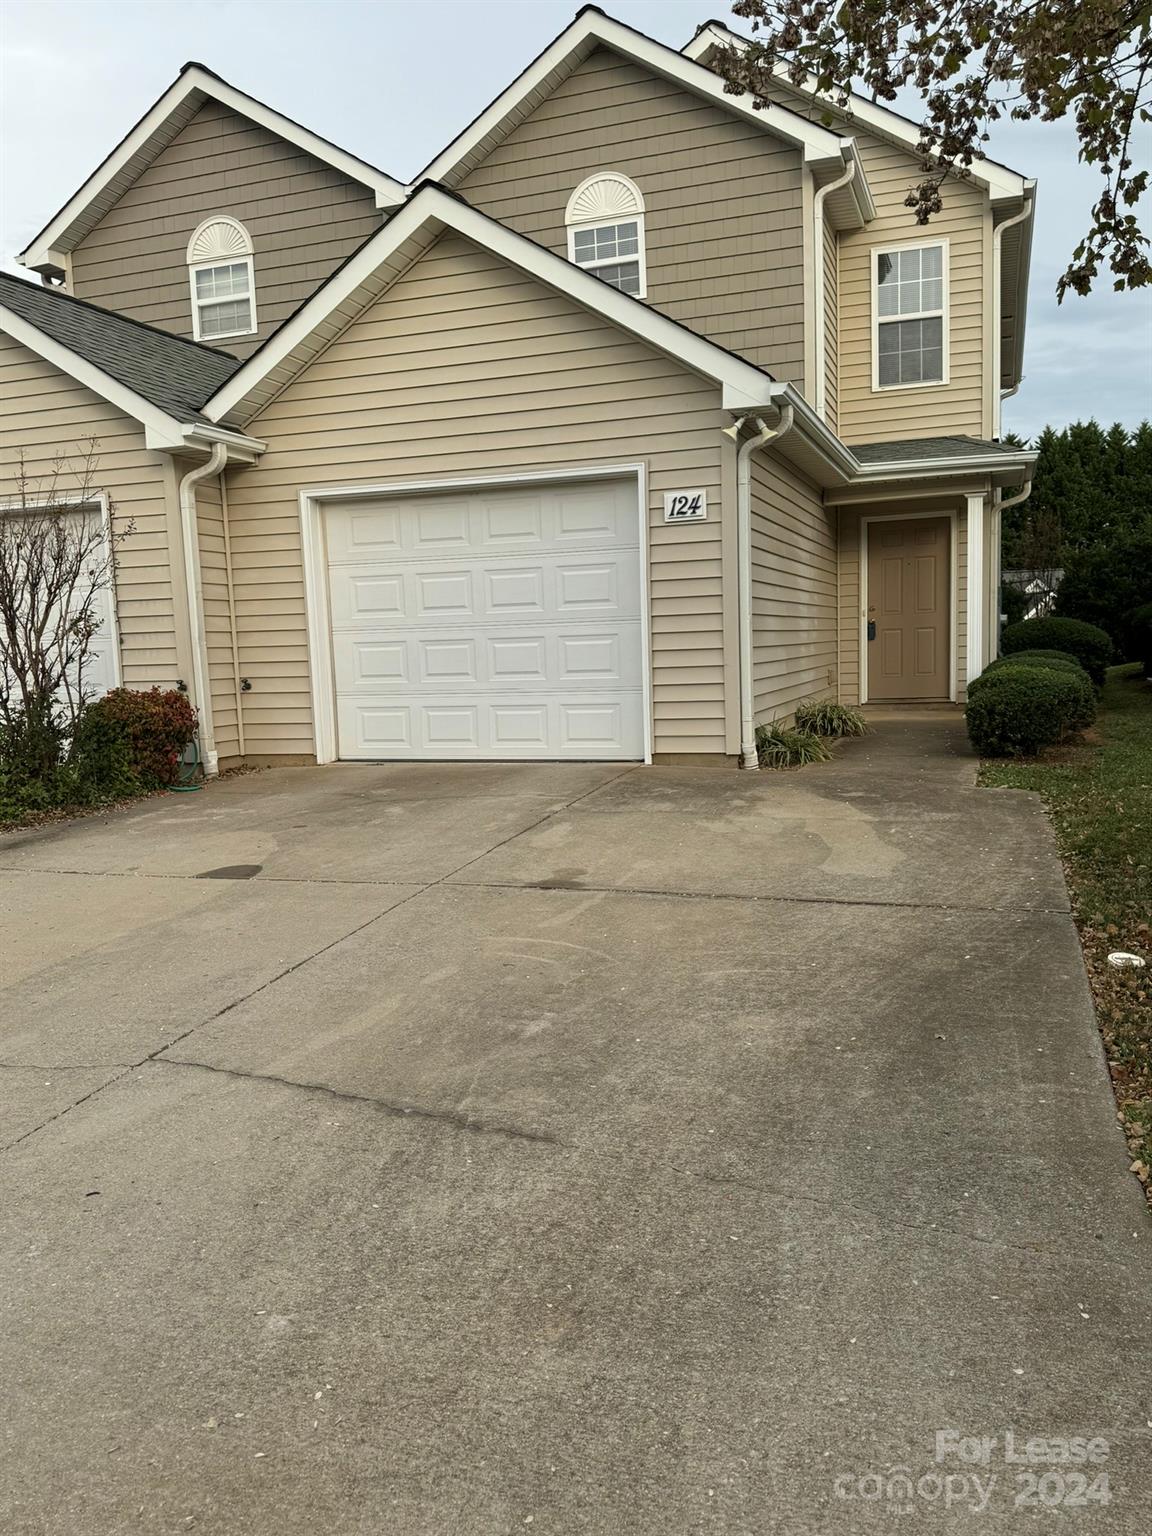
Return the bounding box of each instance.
[2,714,1149,1535]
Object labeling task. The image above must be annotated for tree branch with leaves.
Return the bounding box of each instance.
[714,0,1151,299]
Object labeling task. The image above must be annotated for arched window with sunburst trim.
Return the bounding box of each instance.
[186,216,257,342]
[565,173,646,298]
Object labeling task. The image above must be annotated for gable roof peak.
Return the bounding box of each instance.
[414,5,872,225]
[19,60,406,278]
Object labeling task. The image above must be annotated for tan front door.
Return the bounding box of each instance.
[866,516,950,700]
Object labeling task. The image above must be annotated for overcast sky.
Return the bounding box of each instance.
[2,0,1150,442]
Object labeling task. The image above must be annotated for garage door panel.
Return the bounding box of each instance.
[333,627,641,694]
[329,551,641,629]
[325,479,644,760]
[336,693,644,760]
[326,481,638,563]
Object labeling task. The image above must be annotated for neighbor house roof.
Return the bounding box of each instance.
[18,62,406,278]
[416,6,875,228]
[0,273,263,458]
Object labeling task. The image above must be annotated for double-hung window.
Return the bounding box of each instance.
[565,173,647,298]
[873,242,947,389]
[186,217,258,342]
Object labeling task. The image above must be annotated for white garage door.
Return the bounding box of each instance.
[324,478,645,760]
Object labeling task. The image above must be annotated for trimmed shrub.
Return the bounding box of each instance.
[793,699,869,738]
[984,654,1087,682]
[85,687,198,788]
[966,667,1094,756]
[1000,617,1114,687]
[971,661,1095,732]
[1122,603,1152,679]
[755,724,831,769]
[994,647,1086,671]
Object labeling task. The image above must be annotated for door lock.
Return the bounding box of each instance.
[867,620,877,642]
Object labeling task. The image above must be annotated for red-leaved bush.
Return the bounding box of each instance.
[87,687,198,787]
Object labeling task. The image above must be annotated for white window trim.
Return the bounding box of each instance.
[565,173,647,300]
[870,237,950,393]
[189,253,258,343]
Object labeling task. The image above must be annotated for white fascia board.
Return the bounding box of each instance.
[19,66,405,271]
[0,305,265,461]
[418,9,850,190]
[852,451,1038,481]
[684,23,1029,203]
[204,185,778,425]
[1,306,187,447]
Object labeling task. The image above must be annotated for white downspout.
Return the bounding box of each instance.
[178,443,228,776]
[992,199,1033,436]
[813,160,855,421]
[733,404,795,769]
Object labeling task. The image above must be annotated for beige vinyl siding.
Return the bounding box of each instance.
[822,218,839,431]
[0,331,182,690]
[456,47,806,386]
[223,232,728,760]
[836,128,990,444]
[749,451,837,723]
[189,468,240,761]
[69,101,381,358]
[743,81,990,444]
[837,500,967,704]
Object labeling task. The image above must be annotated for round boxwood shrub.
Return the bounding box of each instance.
[971,660,1095,731]
[997,647,1087,672]
[984,653,1086,682]
[966,666,1094,756]
[1000,617,1114,687]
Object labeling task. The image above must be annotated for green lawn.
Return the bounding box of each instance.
[980,664,1152,1204]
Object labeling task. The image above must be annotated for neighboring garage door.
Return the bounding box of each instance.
[324,477,645,760]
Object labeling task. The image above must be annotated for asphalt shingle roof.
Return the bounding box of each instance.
[0,272,241,420]
[852,435,1030,465]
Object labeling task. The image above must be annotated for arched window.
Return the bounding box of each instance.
[565,173,646,297]
[186,216,257,341]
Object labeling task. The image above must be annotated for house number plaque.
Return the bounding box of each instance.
[663,489,707,522]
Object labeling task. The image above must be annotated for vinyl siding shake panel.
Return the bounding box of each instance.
[225,233,727,759]
[69,101,382,357]
[457,48,807,387]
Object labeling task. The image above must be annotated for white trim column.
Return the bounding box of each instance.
[965,491,987,683]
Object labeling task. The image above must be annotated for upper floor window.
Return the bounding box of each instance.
[565,173,646,298]
[187,217,257,341]
[872,241,947,390]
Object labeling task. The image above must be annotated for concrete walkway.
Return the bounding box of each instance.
[1,716,1148,1534]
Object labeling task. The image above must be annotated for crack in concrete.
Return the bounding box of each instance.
[151,1057,560,1145]
[0,767,639,1155]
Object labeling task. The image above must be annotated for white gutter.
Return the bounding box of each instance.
[992,198,1034,434]
[178,443,228,777]
[729,405,795,769]
[812,161,855,420]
